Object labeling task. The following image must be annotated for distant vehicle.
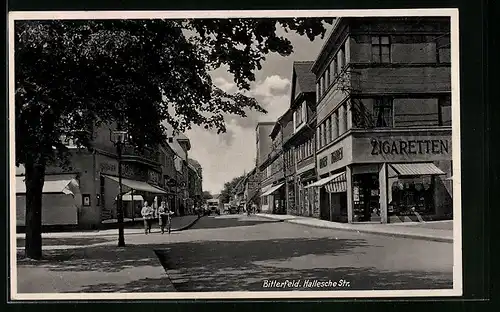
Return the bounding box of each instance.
[206,199,221,215]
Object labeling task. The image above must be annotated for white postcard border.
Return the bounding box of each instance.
[9,8,462,300]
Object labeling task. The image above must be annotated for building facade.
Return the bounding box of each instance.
[16,121,201,229]
[309,17,452,223]
[255,122,276,212]
[286,61,319,217]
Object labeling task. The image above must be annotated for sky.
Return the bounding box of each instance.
[185,25,333,194]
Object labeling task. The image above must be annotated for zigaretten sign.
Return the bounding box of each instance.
[353,134,452,163]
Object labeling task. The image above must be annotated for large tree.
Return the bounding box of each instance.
[15,18,332,259]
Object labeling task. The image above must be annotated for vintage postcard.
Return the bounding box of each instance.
[9,8,462,300]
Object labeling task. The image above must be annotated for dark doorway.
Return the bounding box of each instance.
[353,173,381,222]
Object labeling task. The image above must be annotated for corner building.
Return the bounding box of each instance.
[309,17,453,223]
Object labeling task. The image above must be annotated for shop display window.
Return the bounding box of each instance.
[388,176,435,216]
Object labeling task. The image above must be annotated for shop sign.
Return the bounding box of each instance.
[319,156,328,169]
[330,147,343,164]
[370,139,450,156]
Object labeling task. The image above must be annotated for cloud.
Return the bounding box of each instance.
[213,76,236,93]
[252,75,290,97]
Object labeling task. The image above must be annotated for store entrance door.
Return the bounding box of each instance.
[353,173,381,222]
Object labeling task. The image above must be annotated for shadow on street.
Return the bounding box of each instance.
[16,237,112,248]
[189,216,283,230]
[154,237,453,292]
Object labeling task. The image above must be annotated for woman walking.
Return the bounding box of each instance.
[141,201,154,234]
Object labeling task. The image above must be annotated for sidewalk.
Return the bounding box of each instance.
[16,240,177,293]
[16,215,200,239]
[256,214,453,243]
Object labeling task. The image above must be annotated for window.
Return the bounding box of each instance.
[320,76,325,96]
[317,127,320,149]
[325,68,330,90]
[371,36,391,63]
[439,96,452,126]
[338,46,345,70]
[330,59,336,83]
[294,102,307,130]
[332,111,339,140]
[321,124,326,147]
[436,35,451,63]
[373,97,393,127]
[326,117,331,143]
[316,82,321,100]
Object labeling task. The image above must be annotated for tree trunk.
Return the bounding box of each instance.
[24,160,46,260]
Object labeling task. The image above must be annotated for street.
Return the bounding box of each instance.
[156,215,453,291]
[16,214,453,293]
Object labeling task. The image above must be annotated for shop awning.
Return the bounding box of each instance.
[260,183,284,197]
[304,171,346,189]
[325,172,348,193]
[390,163,445,177]
[116,191,145,202]
[103,175,167,194]
[16,174,79,195]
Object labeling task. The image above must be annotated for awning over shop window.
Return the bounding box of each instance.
[260,183,284,197]
[304,171,346,189]
[390,163,445,177]
[103,175,167,194]
[116,191,145,202]
[16,174,79,195]
[325,172,348,193]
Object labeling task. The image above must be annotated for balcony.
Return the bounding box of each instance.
[121,145,160,165]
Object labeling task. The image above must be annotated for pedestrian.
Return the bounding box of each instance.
[141,201,154,234]
[158,201,168,234]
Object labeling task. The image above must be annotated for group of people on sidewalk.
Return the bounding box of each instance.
[140,200,174,235]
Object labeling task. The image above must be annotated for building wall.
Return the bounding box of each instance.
[256,123,275,167]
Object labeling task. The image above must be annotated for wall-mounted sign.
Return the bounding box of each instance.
[319,156,328,169]
[82,194,91,206]
[330,147,343,164]
[370,139,450,156]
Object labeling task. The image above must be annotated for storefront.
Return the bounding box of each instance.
[295,163,317,217]
[315,130,453,223]
[260,183,285,214]
[16,173,82,227]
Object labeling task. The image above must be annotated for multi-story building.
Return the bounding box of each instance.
[188,158,203,208]
[242,168,259,211]
[308,17,452,224]
[255,122,275,212]
[15,121,198,229]
[259,115,290,214]
[286,61,318,217]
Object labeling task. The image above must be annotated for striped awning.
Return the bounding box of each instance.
[390,163,445,177]
[103,175,167,194]
[304,171,346,189]
[260,183,284,197]
[325,172,347,193]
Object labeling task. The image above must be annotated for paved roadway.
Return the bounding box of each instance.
[155,214,453,292]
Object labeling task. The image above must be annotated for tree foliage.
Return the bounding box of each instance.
[219,174,247,204]
[15,17,333,258]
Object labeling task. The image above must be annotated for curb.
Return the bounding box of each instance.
[153,249,178,292]
[171,215,202,232]
[287,220,453,243]
[257,214,453,243]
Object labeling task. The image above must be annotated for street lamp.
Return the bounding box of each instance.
[110,128,128,247]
